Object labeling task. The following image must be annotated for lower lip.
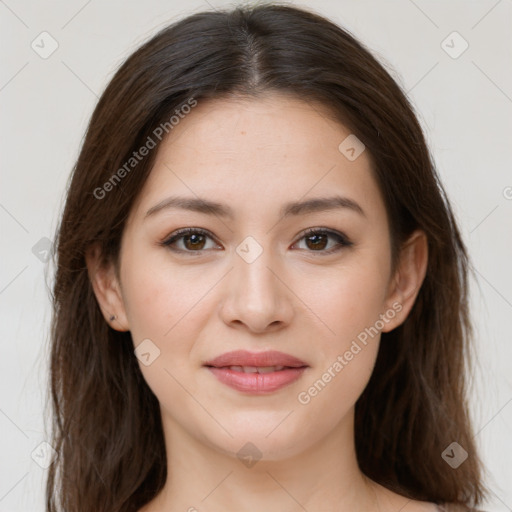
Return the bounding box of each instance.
[206,366,307,394]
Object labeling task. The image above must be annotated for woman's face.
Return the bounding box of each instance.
[107,94,411,460]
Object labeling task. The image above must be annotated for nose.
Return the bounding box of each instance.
[218,241,295,334]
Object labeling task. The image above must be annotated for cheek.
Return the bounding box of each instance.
[119,245,215,396]
[121,241,206,341]
[301,259,390,346]
[293,271,386,430]
[293,257,389,407]
[294,340,379,447]
[122,271,172,341]
[121,260,200,416]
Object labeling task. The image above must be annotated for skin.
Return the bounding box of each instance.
[87,93,431,512]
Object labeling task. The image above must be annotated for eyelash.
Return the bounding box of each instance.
[160,227,353,256]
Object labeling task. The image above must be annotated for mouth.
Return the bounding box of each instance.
[210,365,294,373]
[203,350,309,394]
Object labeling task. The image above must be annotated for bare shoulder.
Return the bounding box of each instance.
[391,497,487,512]
[371,483,485,512]
[386,498,487,512]
[371,483,440,512]
[436,503,488,512]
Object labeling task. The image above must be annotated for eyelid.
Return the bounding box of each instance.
[160,226,353,254]
[160,227,221,252]
[297,227,353,246]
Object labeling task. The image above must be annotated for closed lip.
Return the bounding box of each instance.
[203,350,308,368]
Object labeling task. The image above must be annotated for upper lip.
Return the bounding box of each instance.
[204,350,308,368]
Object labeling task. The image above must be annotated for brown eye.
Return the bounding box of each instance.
[304,232,328,250]
[162,228,219,253]
[161,227,352,256]
[182,233,206,250]
[294,228,353,254]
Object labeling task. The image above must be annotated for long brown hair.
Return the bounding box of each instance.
[46,4,488,511]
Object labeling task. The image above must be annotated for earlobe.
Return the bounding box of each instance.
[85,243,130,332]
[381,230,428,333]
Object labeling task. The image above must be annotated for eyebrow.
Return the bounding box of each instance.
[144,194,366,220]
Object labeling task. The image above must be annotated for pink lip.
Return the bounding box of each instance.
[203,350,309,394]
[203,350,307,368]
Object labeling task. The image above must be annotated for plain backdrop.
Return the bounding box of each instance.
[1,0,511,510]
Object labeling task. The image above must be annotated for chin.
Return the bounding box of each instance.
[200,415,323,463]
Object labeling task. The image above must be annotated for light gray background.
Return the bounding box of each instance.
[1,0,511,510]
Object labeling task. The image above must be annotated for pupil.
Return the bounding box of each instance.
[307,234,326,250]
[186,234,204,250]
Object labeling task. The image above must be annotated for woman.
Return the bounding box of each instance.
[46,4,488,511]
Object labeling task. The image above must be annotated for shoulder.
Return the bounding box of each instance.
[371,482,487,512]
[383,495,487,512]
[436,503,489,512]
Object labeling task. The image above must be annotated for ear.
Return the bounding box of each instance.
[381,229,428,333]
[85,243,130,332]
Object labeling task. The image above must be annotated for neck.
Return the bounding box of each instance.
[146,407,381,512]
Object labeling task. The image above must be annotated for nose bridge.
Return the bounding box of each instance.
[220,233,293,331]
[234,234,280,302]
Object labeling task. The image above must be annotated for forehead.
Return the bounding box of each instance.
[128,93,386,225]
